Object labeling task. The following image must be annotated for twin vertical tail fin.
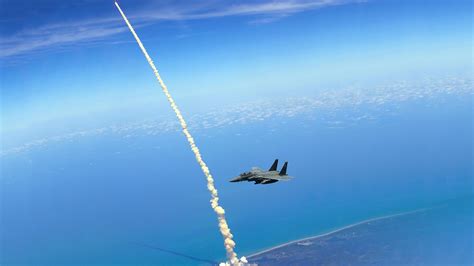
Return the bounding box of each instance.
[270,159,288,175]
[269,159,279,171]
[279,162,288,176]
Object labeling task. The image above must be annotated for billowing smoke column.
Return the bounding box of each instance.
[114,2,247,265]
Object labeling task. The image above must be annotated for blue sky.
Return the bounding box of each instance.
[1,0,472,135]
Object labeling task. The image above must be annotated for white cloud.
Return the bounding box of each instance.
[1,76,471,157]
[142,0,353,19]
[0,0,364,58]
[0,17,128,57]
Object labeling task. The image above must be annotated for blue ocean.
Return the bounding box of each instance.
[1,93,472,264]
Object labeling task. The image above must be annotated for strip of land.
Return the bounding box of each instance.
[247,207,432,258]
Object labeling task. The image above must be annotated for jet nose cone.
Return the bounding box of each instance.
[229,177,241,182]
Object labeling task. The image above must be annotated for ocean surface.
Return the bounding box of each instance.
[1,94,472,264]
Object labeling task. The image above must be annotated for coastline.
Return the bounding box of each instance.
[247,207,433,258]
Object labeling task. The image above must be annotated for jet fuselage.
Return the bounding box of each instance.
[230,160,292,185]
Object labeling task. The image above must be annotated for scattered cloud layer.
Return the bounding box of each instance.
[1,76,471,157]
[0,0,362,58]
[141,0,358,20]
[0,18,126,58]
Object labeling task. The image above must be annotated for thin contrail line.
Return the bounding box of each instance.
[114,2,244,265]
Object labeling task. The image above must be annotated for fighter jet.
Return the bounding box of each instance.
[230,159,293,185]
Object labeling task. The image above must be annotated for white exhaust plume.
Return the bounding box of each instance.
[114,2,247,265]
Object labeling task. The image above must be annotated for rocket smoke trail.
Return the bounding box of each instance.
[114,2,246,265]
